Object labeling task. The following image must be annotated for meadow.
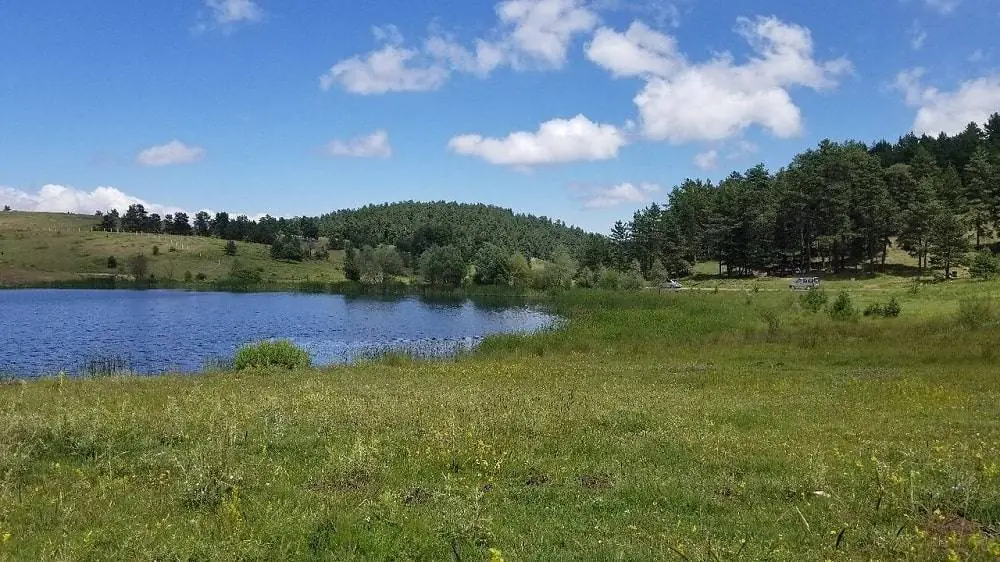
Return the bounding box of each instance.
[1,282,999,560]
[0,212,344,287]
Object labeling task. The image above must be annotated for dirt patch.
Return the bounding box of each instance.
[580,472,613,490]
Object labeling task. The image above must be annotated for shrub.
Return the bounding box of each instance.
[800,287,828,313]
[828,291,858,321]
[957,297,996,330]
[598,268,620,290]
[126,254,149,281]
[152,245,160,256]
[225,240,238,256]
[233,340,312,371]
[195,272,207,281]
[183,270,193,282]
[106,256,117,269]
[969,250,1000,280]
[883,297,902,318]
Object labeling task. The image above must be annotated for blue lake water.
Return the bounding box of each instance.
[0,289,557,377]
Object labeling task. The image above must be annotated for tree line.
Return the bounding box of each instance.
[611,113,1000,280]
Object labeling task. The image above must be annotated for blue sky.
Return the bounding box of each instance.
[1,0,998,232]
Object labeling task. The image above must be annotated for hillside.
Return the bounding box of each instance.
[0,211,345,286]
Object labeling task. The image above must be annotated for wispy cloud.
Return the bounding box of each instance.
[322,130,393,158]
[136,140,206,167]
[572,182,661,209]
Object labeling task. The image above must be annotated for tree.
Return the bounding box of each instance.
[97,209,120,232]
[194,211,211,236]
[419,245,467,287]
[211,212,230,239]
[547,245,578,289]
[928,209,970,279]
[649,258,669,287]
[473,243,510,285]
[121,204,148,233]
[3,205,10,212]
[126,254,149,281]
[343,243,361,282]
[107,256,117,269]
[171,212,192,236]
[225,240,238,256]
[964,146,995,248]
[271,235,304,261]
[969,250,1000,280]
[506,252,531,287]
[898,178,940,276]
[357,245,403,286]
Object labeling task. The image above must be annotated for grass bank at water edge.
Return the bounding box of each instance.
[1,286,999,559]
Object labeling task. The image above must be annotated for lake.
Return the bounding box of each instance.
[0,289,557,377]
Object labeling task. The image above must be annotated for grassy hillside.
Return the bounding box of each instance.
[0,211,345,286]
[2,285,1000,559]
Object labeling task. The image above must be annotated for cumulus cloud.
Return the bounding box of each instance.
[573,182,661,209]
[323,130,393,158]
[319,28,450,94]
[136,140,206,167]
[894,68,1000,135]
[196,0,264,32]
[693,149,719,170]
[448,114,627,167]
[0,185,183,216]
[587,16,850,143]
[586,21,681,78]
[320,0,598,94]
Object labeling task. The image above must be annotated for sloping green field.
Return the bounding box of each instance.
[2,287,999,559]
[0,211,344,285]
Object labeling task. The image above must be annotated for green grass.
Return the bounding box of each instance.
[0,211,345,286]
[2,285,1000,559]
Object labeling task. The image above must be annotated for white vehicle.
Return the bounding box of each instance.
[664,279,683,290]
[789,277,820,291]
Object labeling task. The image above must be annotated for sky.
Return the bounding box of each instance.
[1,0,999,233]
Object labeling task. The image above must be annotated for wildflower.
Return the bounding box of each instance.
[489,547,505,562]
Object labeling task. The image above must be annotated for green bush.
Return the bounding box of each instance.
[828,291,858,321]
[106,256,117,269]
[883,297,902,318]
[969,250,1000,280]
[233,340,312,371]
[152,245,160,256]
[799,287,828,313]
[957,297,996,330]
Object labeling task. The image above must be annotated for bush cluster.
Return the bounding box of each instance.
[233,340,312,371]
[863,297,902,318]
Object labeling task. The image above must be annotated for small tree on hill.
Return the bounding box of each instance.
[126,254,149,281]
[970,250,1000,280]
[928,210,970,279]
[107,256,118,269]
[225,240,238,256]
[2,205,10,212]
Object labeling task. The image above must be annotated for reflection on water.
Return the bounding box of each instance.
[0,289,557,377]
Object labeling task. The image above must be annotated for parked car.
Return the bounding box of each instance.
[664,279,683,290]
[789,277,820,290]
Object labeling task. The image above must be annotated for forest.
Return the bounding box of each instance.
[613,113,1000,281]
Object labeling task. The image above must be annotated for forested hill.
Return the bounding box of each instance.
[613,113,1000,279]
[316,201,603,263]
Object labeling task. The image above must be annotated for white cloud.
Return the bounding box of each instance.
[323,130,393,158]
[136,140,206,167]
[319,40,449,94]
[586,21,681,78]
[448,114,627,167]
[574,182,661,209]
[196,0,264,32]
[693,149,719,170]
[894,68,1000,135]
[602,16,850,143]
[968,49,985,63]
[320,0,598,94]
[922,0,960,14]
[0,185,183,216]
[908,21,927,50]
[495,0,599,69]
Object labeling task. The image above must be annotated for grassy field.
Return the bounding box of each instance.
[0,211,345,286]
[2,284,1000,559]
